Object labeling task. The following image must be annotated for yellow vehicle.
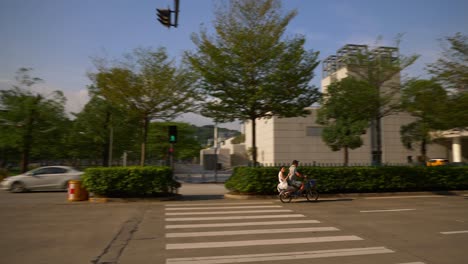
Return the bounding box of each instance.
[426,158,449,166]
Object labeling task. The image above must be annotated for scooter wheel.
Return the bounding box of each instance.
[306,189,319,201]
[279,191,292,203]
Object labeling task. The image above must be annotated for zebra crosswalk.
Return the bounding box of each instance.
[163,201,425,264]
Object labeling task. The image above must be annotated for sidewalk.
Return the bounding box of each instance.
[177,182,229,200]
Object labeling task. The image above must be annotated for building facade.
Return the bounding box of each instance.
[243,44,454,166]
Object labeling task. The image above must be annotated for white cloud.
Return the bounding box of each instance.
[63,89,90,116]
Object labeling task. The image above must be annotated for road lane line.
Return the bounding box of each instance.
[360,209,416,213]
[165,209,292,216]
[440,230,468,235]
[165,205,282,210]
[365,195,445,199]
[166,235,363,249]
[396,262,426,264]
[166,246,394,264]
[166,227,339,238]
[165,202,274,207]
[165,214,305,221]
[165,220,320,229]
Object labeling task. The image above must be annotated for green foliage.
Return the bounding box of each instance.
[147,122,202,161]
[91,47,199,165]
[427,32,468,93]
[225,166,468,195]
[82,166,180,197]
[0,68,69,171]
[317,77,376,164]
[68,95,140,166]
[186,0,320,164]
[225,167,279,194]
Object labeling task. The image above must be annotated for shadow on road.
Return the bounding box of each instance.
[291,198,354,203]
[179,194,225,201]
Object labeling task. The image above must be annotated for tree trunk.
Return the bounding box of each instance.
[140,115,149,166]
[343,146,349,166]
[421,137,427,161]
[102,111,111,167]
[375,116,382,165]
[20,102,37,173]
[251,117,257,167]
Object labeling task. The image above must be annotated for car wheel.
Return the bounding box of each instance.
[11,182,26,193]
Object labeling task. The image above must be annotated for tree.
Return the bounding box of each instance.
[68,94,140,166]
[91,47,198,166]
[317,77,378,165]
[0,68,68,172]
[426,33,468,130]
[400,79,448,160]
[185,0,320,165]
[343,40,419,165]
[147,122,202,163]
[427,32,468,93]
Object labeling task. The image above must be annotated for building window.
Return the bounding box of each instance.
[306,126,323,136]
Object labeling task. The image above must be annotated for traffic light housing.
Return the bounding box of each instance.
[157,8,172,28]
[168,125,177,143]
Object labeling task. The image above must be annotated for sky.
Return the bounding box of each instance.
[1,0,467,131]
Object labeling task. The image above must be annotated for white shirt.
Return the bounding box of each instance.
[278,170,287,183]
[288,165,298,181]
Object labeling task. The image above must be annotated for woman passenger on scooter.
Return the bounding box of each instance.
[278,166,291,191]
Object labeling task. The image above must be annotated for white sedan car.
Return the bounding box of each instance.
[1,166,83,192]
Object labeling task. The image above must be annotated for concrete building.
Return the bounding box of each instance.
[243,44,462,166]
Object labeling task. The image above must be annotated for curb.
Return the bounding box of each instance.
[87,194,182,203]
[224,190,468,200]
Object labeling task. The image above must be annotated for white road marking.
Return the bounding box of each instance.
[396,262,426,264]
[365,195,444,199]
[166,235,363,249]
[166,247,394,264]
[166,227,339,238]
[165,219,320,229]
[165,214,305,221]
[165,202,274,207]
[360,209,416,213]
[165,209,292,216]
[165,205,282,210]
[440,230,468,235]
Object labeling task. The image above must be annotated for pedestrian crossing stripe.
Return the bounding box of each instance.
[166,246,394,264]
[165,205,282,210]
[166,227,339,238]
[165,219,320,229]
[166,235,363,249]
[165,202,274,207]
[165,214,305,221]
[165,209,292,216]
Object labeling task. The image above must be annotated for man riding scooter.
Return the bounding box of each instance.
[287,160,306,193]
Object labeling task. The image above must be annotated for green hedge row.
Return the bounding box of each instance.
[82,166,180,197]
[225,166,468,195]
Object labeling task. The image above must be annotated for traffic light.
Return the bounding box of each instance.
[157,8,172,28]
[168,125,177,143]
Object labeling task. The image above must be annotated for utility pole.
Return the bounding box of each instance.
[214,124,218,183]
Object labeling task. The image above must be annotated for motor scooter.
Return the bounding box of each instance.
[278,177,319,203]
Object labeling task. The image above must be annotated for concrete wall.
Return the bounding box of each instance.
[245,108,447,165]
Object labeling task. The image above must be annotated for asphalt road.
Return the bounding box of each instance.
[0,188,467,264]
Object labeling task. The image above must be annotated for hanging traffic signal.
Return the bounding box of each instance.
[168,125,177,143]
[157,8,172,28]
